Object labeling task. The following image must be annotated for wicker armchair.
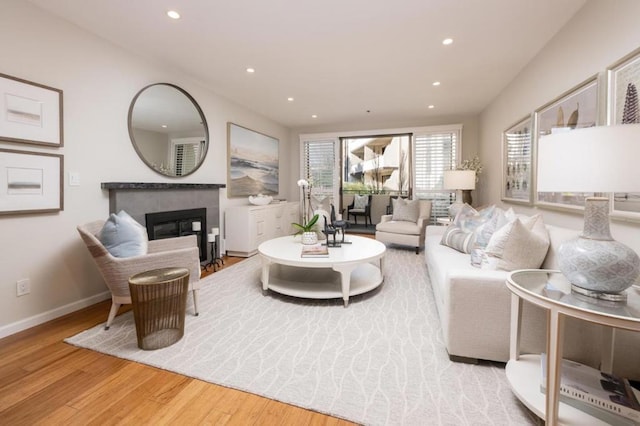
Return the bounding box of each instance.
[77,220,201,329]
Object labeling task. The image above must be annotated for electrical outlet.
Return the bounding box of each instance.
[17,278,30,297]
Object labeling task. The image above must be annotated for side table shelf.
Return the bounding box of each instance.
[506,269,640,426]
[506,354,612,426]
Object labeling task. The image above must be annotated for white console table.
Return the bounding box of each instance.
[506,270,640,425]
[224,202,299,257]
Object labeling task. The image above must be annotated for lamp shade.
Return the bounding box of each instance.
[443,170,476,190]
[537,124,640,193]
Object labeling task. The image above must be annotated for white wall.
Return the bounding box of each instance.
[479,0,640,253]
[0,1,292,336]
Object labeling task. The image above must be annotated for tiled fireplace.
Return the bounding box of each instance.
[101,182,225,262]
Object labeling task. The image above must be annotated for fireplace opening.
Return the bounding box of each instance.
[145,208,207,261]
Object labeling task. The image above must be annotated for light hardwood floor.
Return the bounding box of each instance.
[0,254,358,425]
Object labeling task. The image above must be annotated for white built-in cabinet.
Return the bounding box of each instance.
[224,202,299,257]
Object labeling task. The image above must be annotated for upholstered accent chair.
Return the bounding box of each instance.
[347,194,373,226]
[77,220,201,329]
[375,199,432,254]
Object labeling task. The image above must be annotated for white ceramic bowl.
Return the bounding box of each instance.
[248,195,273,206]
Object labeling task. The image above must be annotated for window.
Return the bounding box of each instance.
[413,128,461,221]
[301,139,339,204]
[341,135,410,196]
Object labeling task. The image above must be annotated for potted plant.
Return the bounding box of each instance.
[292,213,320,244]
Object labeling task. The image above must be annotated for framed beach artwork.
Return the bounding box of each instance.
[0,73,63,147]
[607,47,640,220]
[0,148,63,215]
[227,123,279,197]
[534,75,599,211]
[502,115,533,205]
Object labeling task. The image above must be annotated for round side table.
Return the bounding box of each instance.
[128,267,190,350]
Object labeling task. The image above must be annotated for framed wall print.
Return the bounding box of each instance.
[0,148,63,215]
[0,73,63,147]
[502,115,533,204]
[227,122,279,197]
[534,75,599,211]
[607,47,640,220]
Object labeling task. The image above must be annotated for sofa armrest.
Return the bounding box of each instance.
[380,214,392,224]
[444,269,513,361]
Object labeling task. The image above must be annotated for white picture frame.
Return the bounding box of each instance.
[607,47,640,221]
[534,75,600,212]
[502,115,534,205]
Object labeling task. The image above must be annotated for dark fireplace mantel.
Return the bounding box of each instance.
[101,182,225,190]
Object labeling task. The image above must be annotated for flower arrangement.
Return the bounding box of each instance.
[458,155,483,183]
[293,179,319,235]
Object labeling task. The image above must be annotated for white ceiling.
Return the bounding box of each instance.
[28,0,586,129]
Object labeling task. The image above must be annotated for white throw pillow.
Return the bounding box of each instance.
[483,214,550,271]
[392,198,420,222]
[353,194,368,209]
[472,207,516,249]
[99,210,148,258]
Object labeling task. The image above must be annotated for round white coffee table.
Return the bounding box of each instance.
[258,235,386,307]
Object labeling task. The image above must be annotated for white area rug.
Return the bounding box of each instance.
[66,248,537,425]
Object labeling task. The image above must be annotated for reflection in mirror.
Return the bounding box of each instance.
[128,83,208,177]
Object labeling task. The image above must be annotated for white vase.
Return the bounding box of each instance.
[301,231,318,245]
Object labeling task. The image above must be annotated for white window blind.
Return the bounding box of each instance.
[302,139,339,210]
[174,142,200,176]
[413,130,459,221]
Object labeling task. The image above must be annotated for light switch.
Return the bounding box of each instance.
[69,172,80,186]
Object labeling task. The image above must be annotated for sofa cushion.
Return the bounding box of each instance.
[483,214,550,271]
[392,198,420,222]
[99,210,148,258]
[472,207,516,249]
[440,225,475,253]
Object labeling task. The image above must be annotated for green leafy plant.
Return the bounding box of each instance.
[292,213,320,235]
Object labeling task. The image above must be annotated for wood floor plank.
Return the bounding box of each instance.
[0,254,359,425]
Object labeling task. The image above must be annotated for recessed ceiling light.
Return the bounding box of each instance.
[287,97,294,102]
[246,67,255,73]
[161,124,168,128]
[428,105,435,109]
[432,81,441,86]
[167,10,180,19]
[311,114,318,119]
[442,38,453,45]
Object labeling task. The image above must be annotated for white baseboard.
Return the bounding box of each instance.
[0,291,111,339]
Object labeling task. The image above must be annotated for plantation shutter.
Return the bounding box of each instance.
[174,140,201,176]
[413,130,460,222]
[302,140,337,198]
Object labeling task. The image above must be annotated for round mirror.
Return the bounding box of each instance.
[128,83,208,177]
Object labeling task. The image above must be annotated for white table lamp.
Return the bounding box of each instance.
[443,169,476,218]
[537,124,640,300]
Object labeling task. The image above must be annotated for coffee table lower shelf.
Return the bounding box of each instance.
[264,263,383,300]
[506,354,615,426]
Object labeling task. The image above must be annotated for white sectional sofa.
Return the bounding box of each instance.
[425,223,640,379]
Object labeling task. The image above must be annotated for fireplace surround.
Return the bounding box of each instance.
[102,182,225,263]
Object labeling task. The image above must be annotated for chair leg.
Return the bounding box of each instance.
[192,289,200,316]
[415,247,419,254]
[105,302,121,330]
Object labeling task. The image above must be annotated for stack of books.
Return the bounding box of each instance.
[540,353,640,425]
[301,243,329,257]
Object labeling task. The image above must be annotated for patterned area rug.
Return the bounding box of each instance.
[65,248,537,425]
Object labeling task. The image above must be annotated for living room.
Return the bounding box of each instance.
[2,0,640,424]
